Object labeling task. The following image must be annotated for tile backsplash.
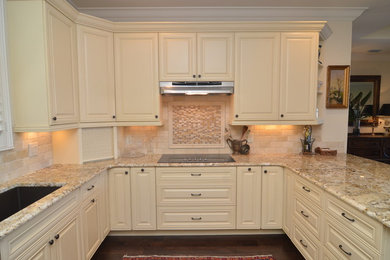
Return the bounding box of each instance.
[0,132,52,183]
[118,96,344,156]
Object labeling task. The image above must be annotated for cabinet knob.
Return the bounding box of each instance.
[112,115,116,119]
[264,170,268,174]
[125,171,128,175]
[49,240,54,245]
[193,75,196,78]
[55,234,60,240]
[235,114,239,118]
[198,75,201,78]
[280,114,284,118]
[141,168,144,172]
[248,168,251,171]
[155,115,158,119]
[91,199,95,203]
[52,116,57,121]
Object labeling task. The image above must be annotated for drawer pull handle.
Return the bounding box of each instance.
[339,245,352,256]
[191,217,202,221]
[300,211,309,218]
[55,234,60,240]
[299,239,308,248]
[191,173,201,176]
[341,212,355,222]
[302,186,311,192]
[191,193,202,197]
[87,185,95,191]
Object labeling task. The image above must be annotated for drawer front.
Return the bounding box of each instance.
[293,194,322,240]
[324,193,382,251]
[156,167,236,184]
[157,185,236,206]
[324,217,380,260]
[294,176,322,207]
[292,220,321,260]
[80,174,100,200]
[157,206,236,230]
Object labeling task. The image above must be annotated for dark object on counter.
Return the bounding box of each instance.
[240,144,250,155]
[314,147,337,156]
[226,138,248,155]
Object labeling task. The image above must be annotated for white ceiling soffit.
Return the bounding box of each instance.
[73,6,365,22]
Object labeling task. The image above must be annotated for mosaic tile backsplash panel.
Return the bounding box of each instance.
[169,102,225,148]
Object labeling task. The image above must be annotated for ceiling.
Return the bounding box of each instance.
[68,0,390,61]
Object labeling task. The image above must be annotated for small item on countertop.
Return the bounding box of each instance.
[240,143,250,155]
[314,147,337,156]
[226,138,249,155]
[240,125,249,140]
[301,125,315,154]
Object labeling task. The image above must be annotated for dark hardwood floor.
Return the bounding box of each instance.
[92,235,304,260]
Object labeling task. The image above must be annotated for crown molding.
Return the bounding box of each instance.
[76,6,366,23]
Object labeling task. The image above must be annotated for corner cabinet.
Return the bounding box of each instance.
[7,1,79,132]
[77,25,116,123]
[114,33,161,125]
[159,33,234,81]
[232,32,319,125]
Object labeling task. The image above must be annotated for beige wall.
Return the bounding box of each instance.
[0,132,52,183]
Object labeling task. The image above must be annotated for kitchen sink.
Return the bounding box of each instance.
[0,185,62,222]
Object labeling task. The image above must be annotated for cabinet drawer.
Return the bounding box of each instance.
[293,194,322,240]
[324,216,380,260]
[80,174,100,200]
[294,176,322,207]
[156,167,236,184]
[157,185,236,206]
[324,193,383,251]
[292,220,321,260]
[157,206,236,230]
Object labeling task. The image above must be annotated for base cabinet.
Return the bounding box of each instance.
[261,166,283,229]
[81,196,100,260]
[52,214,82,260]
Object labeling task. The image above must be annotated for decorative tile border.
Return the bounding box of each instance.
[168,102,225,148]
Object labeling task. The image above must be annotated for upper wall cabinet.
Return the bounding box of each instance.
[77,25,116,123]
[7,1,79,132]
[114,33,161,125]
[159,33,234,81]
[232,32,319,125]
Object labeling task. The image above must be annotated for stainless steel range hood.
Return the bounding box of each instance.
[160,81,234,95]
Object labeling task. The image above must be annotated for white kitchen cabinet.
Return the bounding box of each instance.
[261,166,283,229]
[77,25,115,123]
[159,33,234,81]
[283,168,294,237]
[98,170,110,238]
[233,32,280,122]
[7,1,79,131]
[280,32,318,121]
[114,33,161,125]
[130,167,156,230]
[108,168,132,230]
[80,194,100,260]
[236,166,261,229]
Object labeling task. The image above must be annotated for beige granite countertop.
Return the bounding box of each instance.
[1,153,389,239]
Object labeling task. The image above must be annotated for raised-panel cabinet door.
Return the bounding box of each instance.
[236,166,261,229]
[261,166,284,229]
[108,168,131,230]
[98,171,110,238]
[18,240,52,260]
[131,167,156,230]
[197,33,234,81]
[234,33,280,121]
[77,25,115,122]
[81,196,100,260]
[55,216,82,260]
[115,33,160,123]
[159,33,196,81]
[283,168,295,237]
[45,4,79,125]
[280,32,318,121]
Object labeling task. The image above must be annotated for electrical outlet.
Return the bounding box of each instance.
[28,143,38,157]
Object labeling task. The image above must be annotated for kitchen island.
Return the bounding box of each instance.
[0,153,389,259]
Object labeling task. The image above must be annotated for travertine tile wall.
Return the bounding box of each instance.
[118,96,345,156]
[0,132,52,183]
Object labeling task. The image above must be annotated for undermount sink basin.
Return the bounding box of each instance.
[0,186,62,222]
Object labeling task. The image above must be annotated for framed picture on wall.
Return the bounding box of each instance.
[326,65,351,108]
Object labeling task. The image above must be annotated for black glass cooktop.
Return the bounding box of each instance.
[158,154,235,163]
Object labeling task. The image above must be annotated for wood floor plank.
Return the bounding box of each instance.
[92,235,304,260]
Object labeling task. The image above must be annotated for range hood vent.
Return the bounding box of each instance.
[160,81,234,95]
